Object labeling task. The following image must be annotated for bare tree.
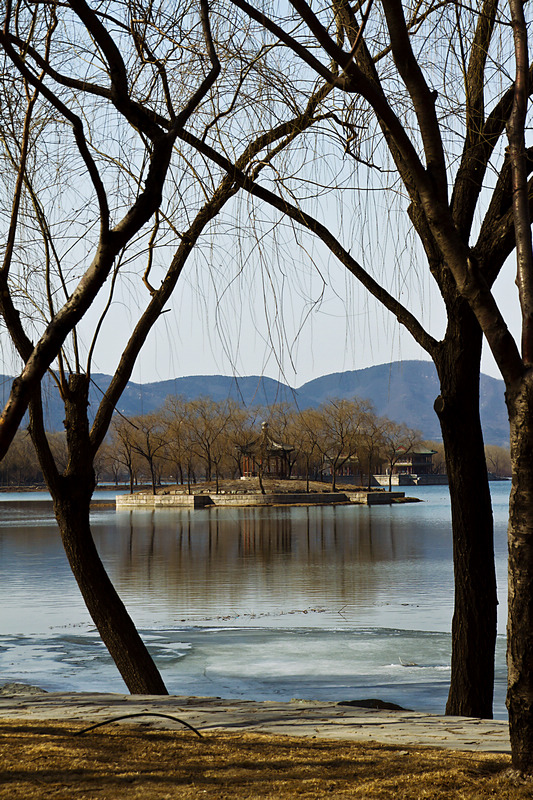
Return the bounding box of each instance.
[0,0,333,693]
[0,0,215,457]
[380,421,421,492]
[182,0,520,723]
[293,408,323,490]
[162,395,189,486]
[358,414,389,489]
[128,413,167,494]
[111,417,142,494]
[97,439,126,487]
[0,430,40,485]
[265,403,300,477]
[223,402,258,478]
[484,445,511,479]
[217,0,533,769]
[313,398,372,491]
[185,398,233,484]
[0,0,229,694]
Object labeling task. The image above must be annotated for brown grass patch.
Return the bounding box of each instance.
[159,478,368,495]
[0,719,531,799]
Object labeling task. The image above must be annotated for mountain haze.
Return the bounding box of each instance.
[0,360,509,446]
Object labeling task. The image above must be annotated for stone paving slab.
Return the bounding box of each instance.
[0,689,510,754]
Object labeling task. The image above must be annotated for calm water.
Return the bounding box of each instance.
[0,484,510,717]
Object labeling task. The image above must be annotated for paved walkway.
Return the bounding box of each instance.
[0,688,510,754]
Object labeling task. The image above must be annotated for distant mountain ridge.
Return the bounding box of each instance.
[0,360,509,446]
[295,361,508,446]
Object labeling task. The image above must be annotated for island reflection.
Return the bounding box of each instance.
[98,505,449,621]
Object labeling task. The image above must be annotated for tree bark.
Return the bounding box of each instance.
[434,312,497,718]
[54,483,168,694]
[506,372,533,772]
[149,459,157,494]
[41,375,168,695]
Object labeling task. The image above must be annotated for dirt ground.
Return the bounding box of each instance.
[154,478,371,495]
[1,719,531,800]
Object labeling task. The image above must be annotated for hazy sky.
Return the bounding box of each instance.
[71,152,522,390]
[0,154,522,391]
[75,230,519,389]
[0,3,524,401]
[0,202,519,391]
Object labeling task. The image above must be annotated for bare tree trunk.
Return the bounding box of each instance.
[34,375,168,695]
[149,460,157,494]
[503,0,533,769]
[434,316,496,719]
[257,461,266,494]
[506,374,533,772]
[54,484,168,694]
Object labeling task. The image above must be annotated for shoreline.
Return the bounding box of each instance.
[0,686,510,754]
[116,489,411,508]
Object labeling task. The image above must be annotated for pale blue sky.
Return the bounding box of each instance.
[77,234,519,388]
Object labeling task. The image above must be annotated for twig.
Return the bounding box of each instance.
[73,712,204,738]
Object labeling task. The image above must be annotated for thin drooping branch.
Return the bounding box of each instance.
[231,0,435,216]
[2,29,168,128]
[289,0,355,68]
[68,0,162,140]
[451,0,499,235]
[171,0,220,131]
[0,79,41,362]
[178,128,438,357]
[0,44,110,230]
[89,182,239,453]
[230,0,337,83]
[1,88,39,282]
[476,153,533,286]
[90,84,337,451]
[0,0,222,461]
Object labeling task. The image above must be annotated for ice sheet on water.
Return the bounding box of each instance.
[0,625,508,718]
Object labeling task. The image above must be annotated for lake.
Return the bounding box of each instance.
[0,483,510,717]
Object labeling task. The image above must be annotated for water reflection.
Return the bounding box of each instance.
[87,504,455,633]
[0,487,510,715]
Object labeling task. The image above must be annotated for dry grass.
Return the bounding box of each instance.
[0,719,531,799]
[158,478,368,495]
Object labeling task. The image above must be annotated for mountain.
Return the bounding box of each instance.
[0,373,294,434]
[104,374,294,414]
[0,360,509,446]
[295,361,509,446]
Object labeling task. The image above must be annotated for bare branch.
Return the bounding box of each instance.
[178,128,439,357]
[507,0,533,363]
[380,0,447,200]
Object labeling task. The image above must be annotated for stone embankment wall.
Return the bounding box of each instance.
[116,491,406,509]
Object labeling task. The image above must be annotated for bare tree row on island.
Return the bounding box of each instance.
[1,399,512,489]
[0,396,426,491]
[109,396,423,492]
